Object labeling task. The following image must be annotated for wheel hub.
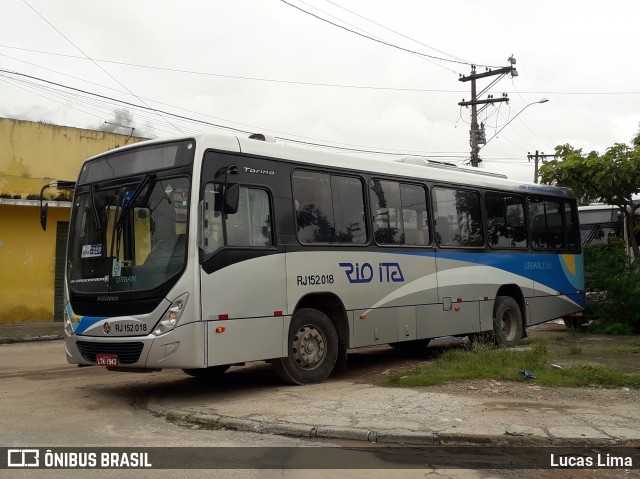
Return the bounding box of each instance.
[293,326,326,369]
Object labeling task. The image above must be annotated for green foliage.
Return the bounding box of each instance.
[582,244,627,291]
[588,272,640,334]
[583,244,640,334]
[539,141,640,258]
[384,340,640,388]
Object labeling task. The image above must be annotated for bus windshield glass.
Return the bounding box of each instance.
[68,176,190,294]
[77,140,194,185]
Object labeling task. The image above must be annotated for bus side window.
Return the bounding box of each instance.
[529,197,564,250]
[433,187,483,247]
[435,216,451,245]
[293,170,366,244]
[485,193,526,249]
[202,184,272,254]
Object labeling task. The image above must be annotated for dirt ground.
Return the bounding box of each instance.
[338,323,640,478]
[335,321,640,407]
[428,322,640,404]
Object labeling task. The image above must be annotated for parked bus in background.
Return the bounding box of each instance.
[578,203,640,259]
[563,203,640,329]
[42,133,585,384]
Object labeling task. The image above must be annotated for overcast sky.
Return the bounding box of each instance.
[1,0,639,182]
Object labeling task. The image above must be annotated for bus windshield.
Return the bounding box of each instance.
[68,175,190,294]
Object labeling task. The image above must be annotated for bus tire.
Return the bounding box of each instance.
[273,308,338,385]
[182,364,230,379]
[493,296,523,347]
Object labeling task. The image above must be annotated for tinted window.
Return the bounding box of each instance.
[564,202,580,251]
[370,180,430,246]
[529,198,564,249]
[485,193,527,248]
[293,171,366,244]
[78,140,194,185]
[433,187,483,247]
[202,185,272,254]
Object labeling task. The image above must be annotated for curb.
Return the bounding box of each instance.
[0,334,64,345]
[144,403,626,447]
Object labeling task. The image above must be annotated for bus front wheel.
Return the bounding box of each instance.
[493,296,523,347]
[273,308,338,385]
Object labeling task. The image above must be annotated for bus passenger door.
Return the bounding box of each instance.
[199,153,286,366]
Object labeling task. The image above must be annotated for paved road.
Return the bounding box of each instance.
[0,340,511,479]
[1,337,636,479]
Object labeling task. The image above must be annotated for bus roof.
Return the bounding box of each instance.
[89,132,576,199]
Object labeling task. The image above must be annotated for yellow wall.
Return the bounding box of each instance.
[0,117,145,198]
[0,205,70,322]
[0,117,148,322]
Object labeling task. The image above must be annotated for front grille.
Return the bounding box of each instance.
[76,341,144,365]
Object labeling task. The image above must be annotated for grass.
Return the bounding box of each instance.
[384,340,640,389]
[602,346,640,356]
[568,345,583,355]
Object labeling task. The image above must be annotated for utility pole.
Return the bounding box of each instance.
[459,56,518,167]
[527,150,556,183]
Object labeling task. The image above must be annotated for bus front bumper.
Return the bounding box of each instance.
[64,321,207,370]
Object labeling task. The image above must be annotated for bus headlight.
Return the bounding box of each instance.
[154,293,189,336]
[64,307,74,336]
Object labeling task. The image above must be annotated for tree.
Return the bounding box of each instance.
[539,140,640,260]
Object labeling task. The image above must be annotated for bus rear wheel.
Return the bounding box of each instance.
[493,296,523,347]
[273,308,338,385]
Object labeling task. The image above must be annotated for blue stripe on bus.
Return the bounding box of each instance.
[394,251,584,295]
[66,304,109,334]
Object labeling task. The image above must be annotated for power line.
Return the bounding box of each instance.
[2,44,640,96]
[0,44,463,93]
[20,0,184,135]
[0,75,187,138]
[296,0,461,74]
[1,68,473,159]
[279,0,500,68]
[323,0,470,65]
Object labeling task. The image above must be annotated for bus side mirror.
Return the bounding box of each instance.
[224,184,239,215]
[39,180,75,231]
[40,202,49,231]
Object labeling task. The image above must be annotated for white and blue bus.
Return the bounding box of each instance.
[50,133,584,384]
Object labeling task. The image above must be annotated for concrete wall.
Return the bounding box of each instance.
[0,117,147,322]
[0,204,70,322]
[0,117,145,198]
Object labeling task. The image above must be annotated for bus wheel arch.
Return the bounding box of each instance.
[293,292,349,368]
[273,307,339,385]
[493,294,524,347]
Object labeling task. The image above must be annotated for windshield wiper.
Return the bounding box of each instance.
[89,183,103,231]
[107,174,155,291]
[114,173,155,232]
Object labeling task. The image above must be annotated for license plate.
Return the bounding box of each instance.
[96,354,118,367]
